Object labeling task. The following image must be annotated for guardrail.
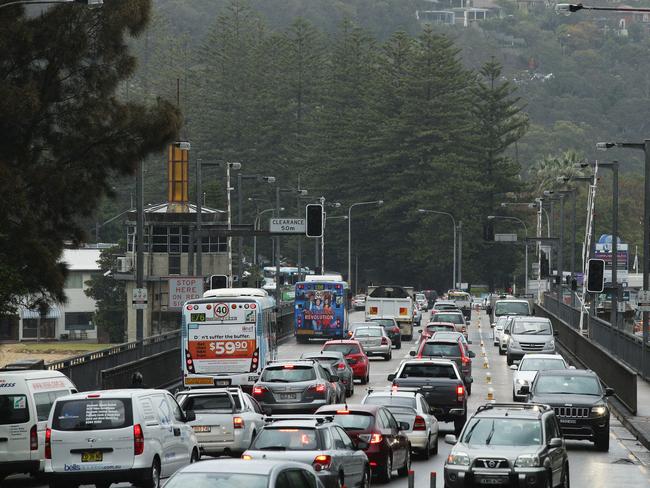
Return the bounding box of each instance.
[101,349,181,390]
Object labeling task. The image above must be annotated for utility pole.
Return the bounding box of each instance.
[611,161,620,330]
[320,196,325,271]
[196,158,202,277]
[558,194,565,296]
[136,158,144,341]
[237,172,243,287]
[457,221,463,287]
[275,186,281,308]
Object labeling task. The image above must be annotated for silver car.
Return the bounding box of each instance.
[351,325,392,361]
[163,459,326,488]
[510,353,572,401]
[176,387,265,457]
[506,317,556,366]
[300,350,355,397]
[243,417,370,488]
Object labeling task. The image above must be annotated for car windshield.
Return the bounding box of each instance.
[354,328,382,337]
[512,321,552,335]
[0,395,29,425]
[164,473,268,488]
[416,294,425,300]
[496,316,510,327]
[462,418,542,446]
[519,358,566,372]
[495,302,530,316]
[364,396,416,408]
[251,427,319,450]
[432,314,463,324]
[371,319,395,328]
[435,304,458,311]
[323,344,360,355]
[261,366,316,383]
[421,343,460,357]
[181,394,233,412]
[534,375,602,395]
[399,363,457,379]
[330,412,374,430]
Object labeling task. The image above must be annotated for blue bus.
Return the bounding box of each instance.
[294,278,348,343]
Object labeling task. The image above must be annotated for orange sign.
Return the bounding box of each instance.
[189,339,256,360]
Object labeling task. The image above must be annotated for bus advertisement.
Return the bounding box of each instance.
[294,280,348,343]
[181,288,276,389]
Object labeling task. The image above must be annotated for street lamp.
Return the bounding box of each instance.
[0,0,102,9]
[253,207,283,266]
[418,209,459,289]
[348,200,383,293]
[488,215,529,295]
[556,3,650,14]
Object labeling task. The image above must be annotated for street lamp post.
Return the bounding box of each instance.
[348,200,383,293]
[0,0,102,8]
[488,215,529,295]
[418,209,458,290]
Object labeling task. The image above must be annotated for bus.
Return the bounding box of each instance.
[181,288,277,390]
[294,278,349,343]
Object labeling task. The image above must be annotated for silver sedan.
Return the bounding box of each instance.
[351,325,393,361]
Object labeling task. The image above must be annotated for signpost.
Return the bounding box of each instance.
[132,287,148,310]
[495,233,517,242]
[269,218,306,234]
[638,290,650,312]
[169,277,204,310]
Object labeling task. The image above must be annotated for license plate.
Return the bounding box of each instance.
[215,379,231,386]
[279,393,297,400]
[193,425,211,433]
[478,476,508,485]
[560,419,577,424]
[81,451,103,462]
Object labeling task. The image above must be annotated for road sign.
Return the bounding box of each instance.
[638,290,650,312]
[169,277,204,310]
[132,287,148,310]
[495,233,517,242]
[269,218,306,234]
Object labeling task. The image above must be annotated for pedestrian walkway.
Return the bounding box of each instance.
[615,376,650,453]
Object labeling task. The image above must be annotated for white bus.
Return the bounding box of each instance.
[181,288,277,390]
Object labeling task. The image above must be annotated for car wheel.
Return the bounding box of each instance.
[561,463,570,488]
[466,383,472,396]
[431,433,439,455]
[396,341,402,350]
[379,452,392,482]
[397,447,411,477]
[595,429,610,452]
[421,436,431,460]
[360,374,367,385]
[499,347,506,356]
[360,467,370,488]
[142,457,161,488]
[365,373,370,384]
[385,351,392,361]
[190,448,199,463]
[506,355,513,366]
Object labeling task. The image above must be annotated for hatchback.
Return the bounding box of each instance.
[322,340,370,384]
[300,351,355,397]
[413,337,475,394]
[351,325,392,361]
[368,317,402,349]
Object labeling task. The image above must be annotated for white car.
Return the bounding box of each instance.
[492,315,511,346]
[175,387,265,457]
[45,389,199,488]
[510,354,572,401]
[361,388,439,459]
[415,293,429,311]
[499,316,516,355]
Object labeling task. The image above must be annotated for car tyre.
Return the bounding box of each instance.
[499,347,506,356]
[141,457,161,488]
[384,351,392,361]
[421,436,431,460]
[346,383,354,397]
[379,452,392,482]
[396,340,402,350]
[432,433,439,455]
[397,447,411,477]
[190,448,199,463]
[466,383,472,396]
[360,467,370,488]
[595,429,610,452]
[561,463,570,488]
[506,355,513,366]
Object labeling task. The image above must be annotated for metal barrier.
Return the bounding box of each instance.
[101,349,181,390]
[46,330,180,391]
[536,303,638,413]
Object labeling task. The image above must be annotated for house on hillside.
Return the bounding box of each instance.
[416,0,502,26]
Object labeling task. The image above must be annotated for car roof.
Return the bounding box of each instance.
[519,353,565,360]
[430,331,464,340]
[57,389,163,400]
[473,403,550,419]
[427,321,456,326]
[324,340,360,345]
[0,370,70,380]
[425,336,461,345]
[366,389,419,398]
[351,323,380,327]
[265,360,316,368]
[176,387,242,395]
[176,458,309,475]
[302,351,345,359]
[318,403,381,414]
[401,358,456,366]
[511,316,549,322]
[433,309,463,314]
[536,369,596,377]
[265,418,326,429]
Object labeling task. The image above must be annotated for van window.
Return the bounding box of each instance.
[138,398,159,424]
[0,395,30,424]
[52,398,133,431]
[34,390,70,421]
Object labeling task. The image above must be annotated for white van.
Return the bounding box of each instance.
[45,389,199,488]
[0,369,76,482]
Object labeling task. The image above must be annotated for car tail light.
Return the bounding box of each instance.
[392,327,400,334]
[233,417,244,429]
[337,362,345,370]
[413,416,426,431]
[336,410,350,414]
[134,424,145,455]
[313,454,332,471]
[381,337,389,345]
[456,385,465,402]
[462,356,471,364]
[370,433,383,444]
[30,425,38,451]
[309,383,327,394]
[253,385,267,397]
[44,428,51,459]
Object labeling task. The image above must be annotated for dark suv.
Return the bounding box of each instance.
[252,359,338,414]
[520,369,614,451]
[444,403,569,488]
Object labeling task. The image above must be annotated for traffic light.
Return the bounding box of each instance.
[586,259,605,293]
[209,274,229,290]
[306,204,323,238]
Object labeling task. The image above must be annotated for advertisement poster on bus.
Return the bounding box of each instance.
[295,289,343,333]
[186,302,257,374]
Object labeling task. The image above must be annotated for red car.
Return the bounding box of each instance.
[316,404,411,482]
[418,322,457,344]
[322,339,370,384]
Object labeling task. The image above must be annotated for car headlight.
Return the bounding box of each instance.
[515,378,528,385]
[546,339,555,349]
[515,454,540,467]
[447,451,470,466]
[591,405,608,416]
[509,339,519,348]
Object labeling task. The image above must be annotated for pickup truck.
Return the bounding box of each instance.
[387,358,468,435]
[365,285,415,340]
[447,290,472,321]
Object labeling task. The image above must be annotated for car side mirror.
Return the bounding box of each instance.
[548,437,562,448]
[399,421,410,431]
[509,364,518,370]
[605,387,615,397]
[445,434,458,445]
[553,329,558,336]
[387,374,396,381]
[409,350,416,357]
[330,375,340,382]
[519,384,530,395]
[468,351,476,358]
[184,410,196,422]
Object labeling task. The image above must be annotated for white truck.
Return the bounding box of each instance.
[365,285,415,340]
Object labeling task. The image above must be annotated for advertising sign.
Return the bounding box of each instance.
[594,243,629,282]
[169,277,204,310]
[295,289,341,333]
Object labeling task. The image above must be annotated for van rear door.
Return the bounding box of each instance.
[50,397,135,472]
[0,384,32,466]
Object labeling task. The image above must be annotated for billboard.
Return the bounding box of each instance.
[594,243,628,282]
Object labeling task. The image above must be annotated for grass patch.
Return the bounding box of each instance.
[7,343,116,354]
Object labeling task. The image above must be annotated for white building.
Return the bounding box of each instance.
[18,248,102,341]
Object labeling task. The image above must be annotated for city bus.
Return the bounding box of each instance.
[294,278,349,343]
[181,288,277,390]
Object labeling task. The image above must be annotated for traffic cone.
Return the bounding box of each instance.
[486,372,492,384]
[487,387,494,401]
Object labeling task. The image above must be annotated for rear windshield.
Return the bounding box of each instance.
[364,396,416,408]
[261,366,316,383]
[181,394,233,412]
[251,427,319,450]
[495,302,530,316]
[432,314,463,324]
[427,324,455,333]
[371,319,394,328]
[354,328,382,337]
[165,473,267,488]
[330,412,374,430]
[435,304,458,310]
[399,363,457,379]
[512,321,552,335]
[0,395,30,425]
[52,398,133,431]
[306,356,339,365]
[519,358,566,372]
[462,418,542,446]
[416,294,425,300]
[323,344,360,355]
[534,375,601,395]
[421,343,460,357]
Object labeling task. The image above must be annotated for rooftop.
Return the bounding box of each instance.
[60,248,101,271]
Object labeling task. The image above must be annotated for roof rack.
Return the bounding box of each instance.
[266,358,316,365]
[476,403,552,414]
[367,386,421,394]
[264,414,334,425]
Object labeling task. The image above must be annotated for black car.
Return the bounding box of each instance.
[368,317,402,349]
[444,403,569,488]
[520,369,614,451]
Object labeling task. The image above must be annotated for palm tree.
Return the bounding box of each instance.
[531,149,586,193]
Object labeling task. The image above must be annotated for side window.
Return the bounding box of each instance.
[419,397,430,415]
[552,416,562,439]
[281,469,316,488]
[381,409,398,430]
[335,426,354,449]
[34,390,69,422]
[544,416,554,443]
[139,398,159,425]
[320,428,332,450]
[374,412,386,430]
[247,394,263,414]
[317,364,329,380]
[330,426,346,449]
[166,395,184,422]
